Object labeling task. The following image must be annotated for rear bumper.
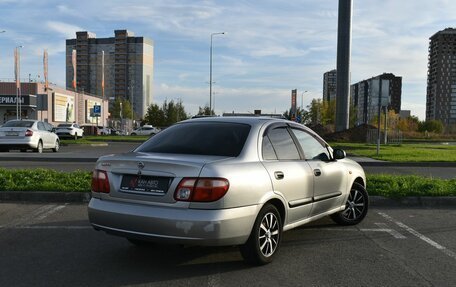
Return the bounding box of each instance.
[0,138,37,150]
[56,131,75,137]
[88,198,259,246]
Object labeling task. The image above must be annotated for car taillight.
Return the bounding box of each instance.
[174,178,229,202]
[25,129,33,137]
[91,169,110,193]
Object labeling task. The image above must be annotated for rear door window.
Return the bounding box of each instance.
[37,122,46,131]
[264,127,300,160]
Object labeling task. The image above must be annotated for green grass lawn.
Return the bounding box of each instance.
[1,169,455,198]
[368,175,456,197]
[331,142,456,162]
[61,135,149,145]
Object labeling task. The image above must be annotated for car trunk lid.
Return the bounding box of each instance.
[0,127,29,137]
[95,152,230,204]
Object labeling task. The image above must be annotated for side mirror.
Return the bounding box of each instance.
[333,149,346,160]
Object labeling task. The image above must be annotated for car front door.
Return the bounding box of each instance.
[261,125,314,225]
[290,127,347,217]
[37,122,52,148]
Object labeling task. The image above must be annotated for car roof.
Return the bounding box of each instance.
[180,116,290,128]
[179,116,327,144]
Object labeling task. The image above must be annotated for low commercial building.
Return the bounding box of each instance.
[0,82,108,127]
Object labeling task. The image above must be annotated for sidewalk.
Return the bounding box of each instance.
[349,156,456,167]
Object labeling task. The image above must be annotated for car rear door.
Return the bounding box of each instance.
[37,121,52,148]
[290,127,347,217]
[261,124,314,224]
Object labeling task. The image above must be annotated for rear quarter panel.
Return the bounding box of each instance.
[189,160,278,210]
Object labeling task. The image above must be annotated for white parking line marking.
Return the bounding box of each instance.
[375,223,407,239]
[304,227,406,239]
[36,204,67,221]
[6,204,57,227]
[378,212,456,260]
[2,204,68,228]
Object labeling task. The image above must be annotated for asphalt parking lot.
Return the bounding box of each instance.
[0,203,455,287]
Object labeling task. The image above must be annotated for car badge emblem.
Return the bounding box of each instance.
[137,162,145,175]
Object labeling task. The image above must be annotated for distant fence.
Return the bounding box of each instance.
[366,129,403,144]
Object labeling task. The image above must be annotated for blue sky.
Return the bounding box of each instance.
[0,0,455,119]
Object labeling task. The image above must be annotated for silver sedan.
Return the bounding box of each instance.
[88,117,368,265]
[0,119,60,153]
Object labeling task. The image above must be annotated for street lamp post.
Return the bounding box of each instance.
[14,45,24,120]
[209,32,225,115]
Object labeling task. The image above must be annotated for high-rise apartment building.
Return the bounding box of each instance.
[426,28,456,126]
[350,73,402,125]
[323,69,337,102]
[66,30,154,119]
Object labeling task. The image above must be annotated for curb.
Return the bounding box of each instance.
[0,157,97,162]
[369,196,456,208]
[359,162,456,167]
[0,191,91,203]
[1,192,455,208]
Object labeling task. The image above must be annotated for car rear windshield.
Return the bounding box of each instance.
[2,120,34,128]
[136,122,251,157]
[57,124,72,128]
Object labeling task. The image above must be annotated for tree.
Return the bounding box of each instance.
[110,98,132,119]
[418,120,444,134]
[143,99,189,127]
[397,115,419,132]
[320,100,336,126]
[143,103,165,126]
[197,105,213,116]
[307,99,322,125]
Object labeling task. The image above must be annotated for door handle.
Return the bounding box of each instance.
[274,171,284,180]
[314,169,321,176]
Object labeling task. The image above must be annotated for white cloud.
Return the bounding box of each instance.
[1,0,456,120]
[46,21,84,39]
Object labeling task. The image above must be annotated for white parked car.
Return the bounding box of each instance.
[55,123,84,140]
[130,125,160,136]
[0,119,60,153]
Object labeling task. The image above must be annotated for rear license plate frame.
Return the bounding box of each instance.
[120,174,171,194]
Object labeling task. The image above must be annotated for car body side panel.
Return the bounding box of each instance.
[261,160,314,224]
[307,160,348,217]
[189,160,275,209]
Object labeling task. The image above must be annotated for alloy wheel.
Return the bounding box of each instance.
[342,188,366,221]
[37,141,43,153]
[258,212,280,257]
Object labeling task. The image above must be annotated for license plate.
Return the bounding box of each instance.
[5,131,19,136]
[120,175,171,194]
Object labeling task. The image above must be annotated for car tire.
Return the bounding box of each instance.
[52,140,60,152]
[330,182,368,226]
[35,141,43,153]
[131,133,137,136]
[239,203,282,265]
